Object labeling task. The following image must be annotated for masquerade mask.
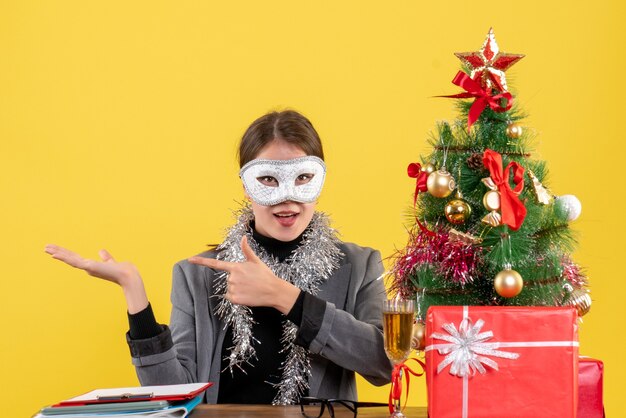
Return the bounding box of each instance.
[239,156,326,206]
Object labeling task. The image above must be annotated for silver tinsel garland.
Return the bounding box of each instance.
[213,205,343,404]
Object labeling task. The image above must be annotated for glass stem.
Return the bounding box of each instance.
[394,368,403,413]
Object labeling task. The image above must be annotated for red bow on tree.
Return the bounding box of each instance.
[407,163,429,206]
[406,163,437,236]
[483,149,527,231]
[388,357,426,414]
[440,71,513,131]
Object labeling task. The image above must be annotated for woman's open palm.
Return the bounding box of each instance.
[45,244,139,286]
[45,244,149,313]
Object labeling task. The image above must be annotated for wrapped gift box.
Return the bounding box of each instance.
[425,306,579,418]
[578,357,604,418]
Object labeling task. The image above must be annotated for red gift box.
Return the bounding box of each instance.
[578,357,604,418]
[425,306,579,418]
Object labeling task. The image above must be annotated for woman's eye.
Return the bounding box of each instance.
[257,176,279,187]
[295,173,314,185]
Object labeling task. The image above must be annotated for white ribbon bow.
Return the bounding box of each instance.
[431,317,520,377]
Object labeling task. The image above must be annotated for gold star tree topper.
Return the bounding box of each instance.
[454,28,524,92]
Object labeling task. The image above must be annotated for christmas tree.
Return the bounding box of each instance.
[389,29,590,346]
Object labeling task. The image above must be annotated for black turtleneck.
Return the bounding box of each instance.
[250,220,304,262]
[217,222,307,403]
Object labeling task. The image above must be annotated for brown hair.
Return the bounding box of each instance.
[238,110,324,167]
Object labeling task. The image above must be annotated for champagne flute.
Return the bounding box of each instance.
[383,298,415,418]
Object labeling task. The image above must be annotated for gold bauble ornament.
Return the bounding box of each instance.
[411,322,426,351]
[494,268,524,298]
[427,169,456,198]
[445,199,472,224]
[482,190,501,211]
[506,123,523,139]
[567,288,592,317]
[421,163,436,174]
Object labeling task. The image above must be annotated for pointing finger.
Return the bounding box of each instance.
[188,256,236,272]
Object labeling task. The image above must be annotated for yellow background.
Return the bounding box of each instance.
[1,1,624,416]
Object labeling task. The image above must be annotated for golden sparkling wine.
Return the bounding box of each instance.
[383,311,414,364]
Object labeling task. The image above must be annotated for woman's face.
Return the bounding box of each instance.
[247,139,317,242]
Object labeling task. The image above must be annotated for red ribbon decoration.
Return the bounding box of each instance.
[483,149,527,231]
[407,163,429,206]
[439,71,513,131]
[388,357,426,414]
[406,163,436,237]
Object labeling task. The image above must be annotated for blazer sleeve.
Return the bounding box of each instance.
[299,247,392,386]
[126,263,199,385]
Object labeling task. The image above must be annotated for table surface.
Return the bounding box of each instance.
[189,404,427,417]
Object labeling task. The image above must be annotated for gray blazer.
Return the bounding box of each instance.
[127,242,392,402]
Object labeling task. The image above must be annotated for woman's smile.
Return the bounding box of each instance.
[273,210,299,227]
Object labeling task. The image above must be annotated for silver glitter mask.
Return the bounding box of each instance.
[239,156,326,206]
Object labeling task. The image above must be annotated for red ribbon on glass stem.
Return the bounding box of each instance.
[388,357,426,414]
[439,71,513,131]
[483,149,527,231]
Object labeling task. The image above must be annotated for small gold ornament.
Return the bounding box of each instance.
[494,268,524,298]
[449,229,483,245]
[427,169,456,198]
[481,177,502,227]
[567,288,592,317]
[506,123,523,139]
[482,211,502,227]
[482,190,501,211]
[412,322,426,351]
[528,170,552,205]
[421,162,436,174]
[445,199,472,224]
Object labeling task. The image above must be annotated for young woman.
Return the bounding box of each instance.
[45,110,391,404]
